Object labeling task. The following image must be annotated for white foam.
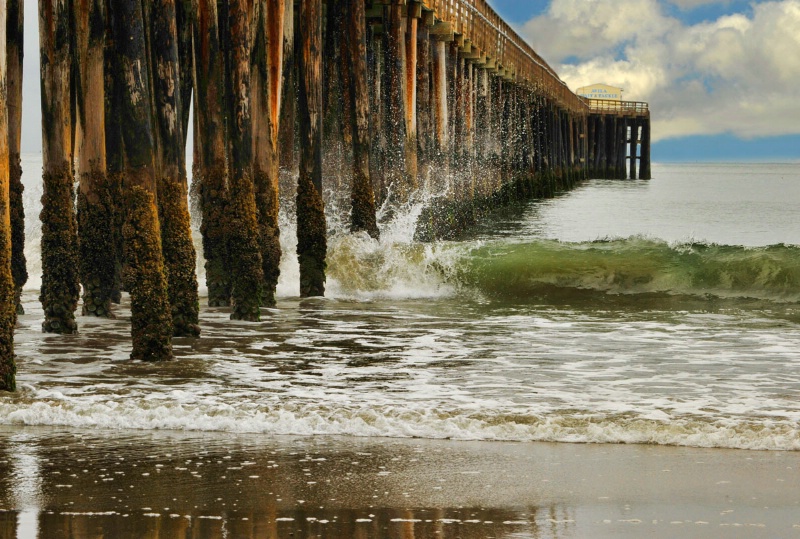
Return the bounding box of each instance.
[1,395,798,451]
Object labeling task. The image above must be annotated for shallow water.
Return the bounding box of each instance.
[5,160,800,452]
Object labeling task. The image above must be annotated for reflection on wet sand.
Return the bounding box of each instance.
[0,428,580,539]
[0,426,797,538]
[27,507,565,539]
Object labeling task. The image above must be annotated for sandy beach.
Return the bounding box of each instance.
[0,425,796,538]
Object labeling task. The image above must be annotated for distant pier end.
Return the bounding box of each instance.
[583,99,651,181]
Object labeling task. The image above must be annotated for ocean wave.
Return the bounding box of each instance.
[322,235,800,305]
[2,396,798,451]
[454,237,800,304]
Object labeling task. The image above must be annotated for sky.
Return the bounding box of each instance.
[17,0,800,162]
[487,0,800,161]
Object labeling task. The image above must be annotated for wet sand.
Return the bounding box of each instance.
[0,426,797,538]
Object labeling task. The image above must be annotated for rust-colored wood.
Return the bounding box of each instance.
[252,0,284,306]
[404,8,418,189]
[0,1,16,389]
[6,0,25,316]
[297,0,326,297]
[73,0,118,320]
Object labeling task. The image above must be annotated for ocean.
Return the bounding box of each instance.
[6,159,800,450]
[0,159,799,537]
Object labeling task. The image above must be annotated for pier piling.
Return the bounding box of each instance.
[109,0,174,360]
[149,0,201,335]
[74,0,116,320]
[6,0,25,317]
[193,0,232,308]
[347,0,379,238]
[251,0,285,306]
[297,0,326,298]
[0,1,17,390]
[39,0,80,335]
[224,0,264,321]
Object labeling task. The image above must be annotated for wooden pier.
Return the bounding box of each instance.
[585,99,651,180]
[0,0,651,387]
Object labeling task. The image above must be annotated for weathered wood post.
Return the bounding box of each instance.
[452,50,466,198]
[278,0,296,173]
[473,65,488,192]
[366,11,385,202]
[193,0,232,307]
[385,0,408,199]
[416,10,433,192]
[617,117,627,179]
[464,60,475,199]
[39,0,80,334]
[109,0,173,360]
[251,0,285,305]
[176,0,193,142]
[431,31,450,186]
[6,0,25,316]
[404,1,420,191]
[346,0,379,238]
[149,0,201,335]
[0,2,17,390]
[605,116,616,178]
[628,118,638,179]
[74,0,117,320]
[225,0,264,320]
[297,0,326,297]
[640,117,651,180]
[586,114,595,176]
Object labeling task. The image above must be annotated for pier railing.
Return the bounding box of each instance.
[584,99,650,117]
[420,0,589,113]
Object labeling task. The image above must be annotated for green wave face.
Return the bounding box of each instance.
[457,238,800,304]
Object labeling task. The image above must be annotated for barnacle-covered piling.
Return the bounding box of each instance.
[74,0,117,319]
[109,0,173,360]
[0,2,17,390]
[225,0,264,321]
[193,0,232,307]
[149,0,200,336]
[7,0,25,317]
[251,0,284,307]
[39,0,80,334]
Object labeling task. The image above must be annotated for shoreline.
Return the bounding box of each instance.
[0,425,797,538]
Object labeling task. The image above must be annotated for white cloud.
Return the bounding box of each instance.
[521,0,800,141]
[667,0,731,8]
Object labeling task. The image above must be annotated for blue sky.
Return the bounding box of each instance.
[488,0,800,162]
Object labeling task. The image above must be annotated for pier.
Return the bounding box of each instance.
[0,0,651,387]
[585,99,651,180]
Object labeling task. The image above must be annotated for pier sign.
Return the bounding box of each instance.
[576,83,623,101]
